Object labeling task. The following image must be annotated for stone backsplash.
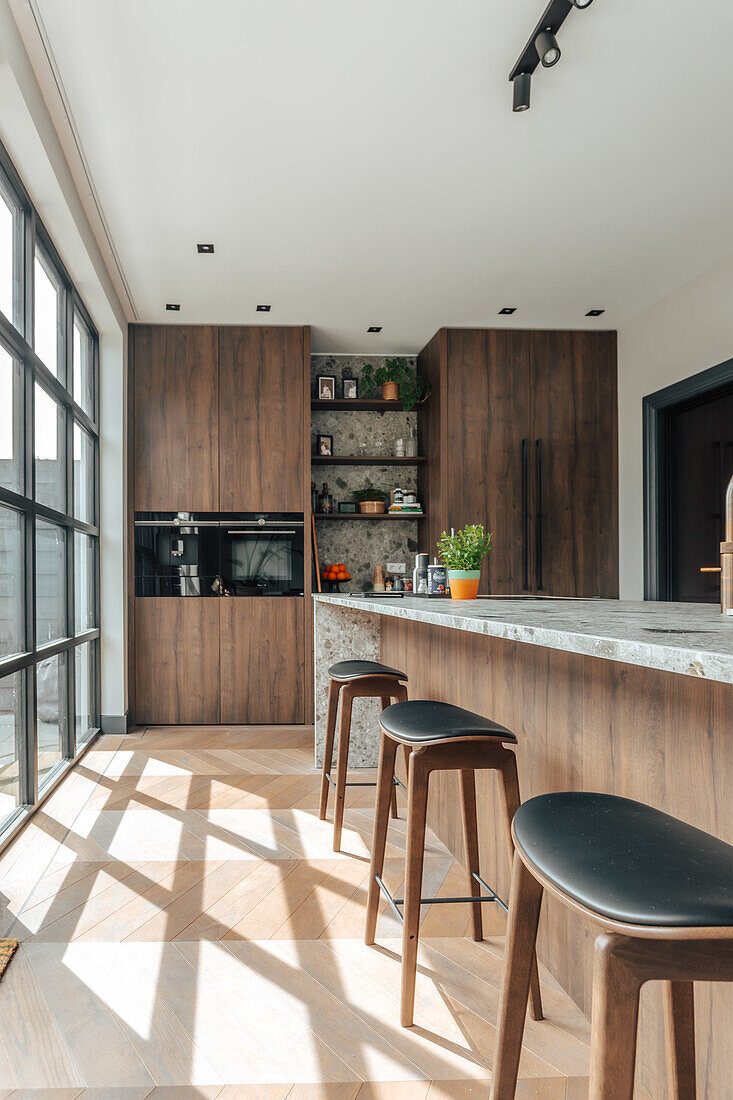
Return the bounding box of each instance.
[310,355,428,591]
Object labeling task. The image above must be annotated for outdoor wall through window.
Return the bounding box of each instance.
[0,140,100,841]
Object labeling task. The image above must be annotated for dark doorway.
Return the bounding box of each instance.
[644,358,733,602]
[668,385,733,602]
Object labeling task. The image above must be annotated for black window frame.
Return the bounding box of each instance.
[0,138,100,836]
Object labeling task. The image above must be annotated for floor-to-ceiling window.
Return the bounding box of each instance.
[0,140,99,839]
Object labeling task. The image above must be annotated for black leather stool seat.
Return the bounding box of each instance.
[513,792,733,928]
[380,700,516,744]
[328,659,407,682]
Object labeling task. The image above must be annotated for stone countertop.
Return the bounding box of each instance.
[313,595,733,684]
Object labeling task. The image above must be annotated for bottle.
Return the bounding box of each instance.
[319,483,333,514]
[405,428,418,458]
[374,565,386,592]
[412,552,429,594]
[395,437,405,457]
[311,481,318,514]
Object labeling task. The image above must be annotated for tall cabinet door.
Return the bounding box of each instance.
[530,331,618,597]
[446,329,531,594]
[220,600,305,724]
[219,327,306,510]
[133,326,219,510]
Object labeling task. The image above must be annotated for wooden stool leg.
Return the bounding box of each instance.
[319,679,340,820]
[332,687,353,852]
[401,752,429,1027]
[497,753,543,1021]
[459,768,483,942]
[490,851,544,1100]
[365,731,399,945]
[664,980,697,1100]
[589,933,642,1100]
[382,697,399,819]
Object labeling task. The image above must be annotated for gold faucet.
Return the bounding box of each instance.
[722,474,733,615]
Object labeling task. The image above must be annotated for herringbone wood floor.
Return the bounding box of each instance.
[0,725,591,1098]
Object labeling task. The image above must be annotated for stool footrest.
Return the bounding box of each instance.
[325,773,406,791]
[374,871,508,923]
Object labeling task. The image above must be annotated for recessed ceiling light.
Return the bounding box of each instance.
[367,326,382,333]
[586,308,606,317]
[165,303,180,311]
[499,307,517,315]
[196,243,214,254]
[256,304,271,312]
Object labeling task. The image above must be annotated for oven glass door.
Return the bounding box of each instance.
[220,514,304,596]
[134,512,220,596]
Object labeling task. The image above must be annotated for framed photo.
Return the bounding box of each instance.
[317,434,333,456]
[338,501,357,513]
[318,376,336,401]
[342,377,358,400]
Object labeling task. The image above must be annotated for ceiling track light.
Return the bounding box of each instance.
[509,0,593,111]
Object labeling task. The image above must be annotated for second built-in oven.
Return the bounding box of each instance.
[219,513,304,596]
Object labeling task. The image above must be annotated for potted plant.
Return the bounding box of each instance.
[437,524,492,599]
[360,357,430,410]
[354,484,389,514]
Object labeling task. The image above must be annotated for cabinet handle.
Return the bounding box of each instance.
[522,439,529,590]
[536,439,543,591]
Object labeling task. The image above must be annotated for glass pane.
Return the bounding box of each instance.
[0,182,20,329]
[34,383,65,512]
[0,671,21,820]
[37,652,65,790]
[73,315,94,416]
[34,251,61,377]
[73,422,94,524]
[0,343,23,494]
[74,532,95,632]
[0,507,24,659]
[36,519,66,644]
[75,640,96,748]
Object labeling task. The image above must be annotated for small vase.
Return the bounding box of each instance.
[447,569,481,600]
[382,381,399,401]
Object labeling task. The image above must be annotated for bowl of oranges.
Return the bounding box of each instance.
[322,563,351,592]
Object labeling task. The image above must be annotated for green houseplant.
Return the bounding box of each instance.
[437,524,492,599]
[360,357,429,411]
[354,483,389,515]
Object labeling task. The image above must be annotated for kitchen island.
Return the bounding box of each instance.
[313,594,733,1097]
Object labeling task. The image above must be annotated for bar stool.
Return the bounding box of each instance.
[319,660,409,852]
[364,699,544,1028]
[490,792,733,1100]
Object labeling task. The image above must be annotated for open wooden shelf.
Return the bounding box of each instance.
[311,398,406,411]
[311,455,425,466]
[313,512,426,520]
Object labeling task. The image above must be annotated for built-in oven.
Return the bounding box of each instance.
[134,512,220,596]
[220,513,304,596]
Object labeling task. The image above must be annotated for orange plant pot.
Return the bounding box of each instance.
[381,381,399,401]
[447,571,481,599]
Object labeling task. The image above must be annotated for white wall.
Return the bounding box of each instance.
[618,255,733,599]
[0,0,130,722]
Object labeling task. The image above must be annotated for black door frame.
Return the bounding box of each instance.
[644,357,733,599]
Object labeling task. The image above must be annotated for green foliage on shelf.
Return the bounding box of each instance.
[360,357,429,412]
[353,483,389,503]
[437,524,493,570]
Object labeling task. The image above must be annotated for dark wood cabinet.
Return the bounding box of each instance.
[130,324,311,725]
[418,327,618,598]
[220,600,305,724]
[134,598,220,724]
[219,327,306,511]
[133,326,219,511]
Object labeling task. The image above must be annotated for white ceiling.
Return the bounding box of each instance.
[26,0,733,351]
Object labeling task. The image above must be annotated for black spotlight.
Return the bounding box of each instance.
[535,29,561,67]
[512,73,531,112]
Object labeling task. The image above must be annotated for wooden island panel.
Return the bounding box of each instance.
[380,613,733,1099]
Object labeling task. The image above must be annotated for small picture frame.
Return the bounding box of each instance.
[342,377,358,400]
[338,501,357,513]
[317,376,336,401]
[317,434,333,456]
